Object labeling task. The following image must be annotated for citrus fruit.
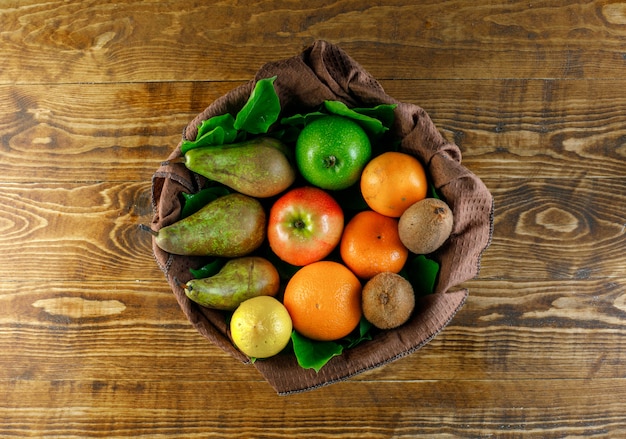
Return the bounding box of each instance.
[360,151,428,217]
[295,115,371,190]
[340,210,409,279]
[283,261,362,341]
[230,296,293,358]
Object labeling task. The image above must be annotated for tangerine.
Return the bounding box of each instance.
[340,210,409,279]
[283,261,362,341]
[360,151,428,217]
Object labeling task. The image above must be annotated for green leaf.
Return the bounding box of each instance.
[280,111,327,127]
[197,113,236,140]
[352,104,397,128]
[182,114,238,154]
[268,126,302,144]
[404,255,440,296]
[180,186,230,219]
[342,317,373,349]
[291,331,344,372]
[189,258,226,279]
[429,181,441,199]
[323,100,388,135]
[234,76,281,134]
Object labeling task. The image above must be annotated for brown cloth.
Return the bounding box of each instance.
[149,40,494,395]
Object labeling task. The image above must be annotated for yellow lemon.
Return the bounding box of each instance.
[230,296,292,358]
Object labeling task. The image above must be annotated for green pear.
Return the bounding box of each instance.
[181,137,296,198]
[146,193,266,257]
[182,257,280,311]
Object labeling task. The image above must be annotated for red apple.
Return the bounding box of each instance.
[267,186,344,266]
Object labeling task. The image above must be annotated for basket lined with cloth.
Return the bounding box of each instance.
[149,40,493,395]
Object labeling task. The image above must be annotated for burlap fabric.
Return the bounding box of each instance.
[150,40,494,395]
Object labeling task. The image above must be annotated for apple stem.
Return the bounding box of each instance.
[323,155,337,168]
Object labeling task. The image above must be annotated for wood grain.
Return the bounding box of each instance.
[2,379,626,438]
[1,177,622,281]
[3,1,626,83]
[3,79,626,184]
[0,182,155,281]
[399,79,626,179]
[2,0,626,437]
[2,279,625,383]
[0,82,240,183]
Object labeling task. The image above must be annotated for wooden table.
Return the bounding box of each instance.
[2,1,625,437]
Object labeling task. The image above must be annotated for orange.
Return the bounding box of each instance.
[340,210,409,279]
[283,261,362,341]
[360,151,428,217]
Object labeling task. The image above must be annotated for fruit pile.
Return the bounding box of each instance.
[146,77,454,371]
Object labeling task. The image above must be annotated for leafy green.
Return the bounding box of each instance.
[403,254,440,296]
[180,76,281,154]
[279,101,397,136]
[351,104,397,128]
[181,114,238,154]
[343,317,373,349]
[280,111,327,127]
[180,186,230,219]
[290,317,374,372]
[234,76,281,134]
[323,100,385,134]
[268,126,301,143]
[189,258,226,279]
[291,331,344,372]
[429,181,441,199]
[197,113,236,140]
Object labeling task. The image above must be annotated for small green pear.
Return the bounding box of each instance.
[182,257,280,311]
[145,193,266,257]
[182,137,296,198]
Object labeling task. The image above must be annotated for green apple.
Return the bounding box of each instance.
[295,115,371,190]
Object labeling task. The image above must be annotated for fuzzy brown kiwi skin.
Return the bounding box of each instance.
[362,272,415,329]
[398,198,453,255]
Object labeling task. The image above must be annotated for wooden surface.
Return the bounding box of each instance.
[2,1,625,437]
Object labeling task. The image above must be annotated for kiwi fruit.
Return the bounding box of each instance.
[398,198,453,254]
[362,272,415,329]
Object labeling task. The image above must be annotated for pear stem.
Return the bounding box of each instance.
[138,224,158,237]
[174,277,188,290]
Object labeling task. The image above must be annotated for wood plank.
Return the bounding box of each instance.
[480,177,626,280]
[2,279,625,383]
[1,379,625,437]
[1,177,622,281]
[0,182,157,281]
[3,1,626,84]
[386,79,626,179]
[4,0,626,436]
[3,79,626,184]
[0,82,244,183]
